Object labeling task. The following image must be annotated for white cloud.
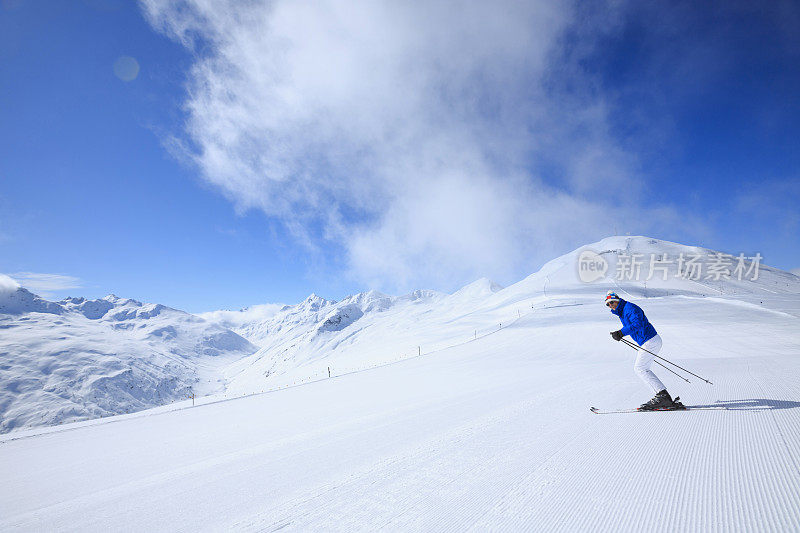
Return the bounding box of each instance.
[0,273,20,294]
[9,272,82,298]
[198,303,284,329]
[141,0,678,292]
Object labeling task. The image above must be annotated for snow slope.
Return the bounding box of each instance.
[1,236,799,531]
[0,291,257,432]
[214,236,798,395]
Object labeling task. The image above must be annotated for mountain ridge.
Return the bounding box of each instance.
[3,235,798,433]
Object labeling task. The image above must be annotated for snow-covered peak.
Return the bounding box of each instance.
[298,293,331,311]
[107,302,172,321]
[0,287,63,315]
[0,287,177,319]
[349,289,391,302]
[399,289,446,302]
[59,293,176,322]
[60,296,115,319]
[311,291,393,334]
[503,235,800,312]
[339,290,393,311]
[102,294,143,307]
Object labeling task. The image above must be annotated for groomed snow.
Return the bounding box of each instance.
[1,236,799,531]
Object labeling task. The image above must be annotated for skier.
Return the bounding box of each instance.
[606,290,683,410]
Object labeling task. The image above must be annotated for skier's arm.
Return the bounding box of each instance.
[619,307,644,337]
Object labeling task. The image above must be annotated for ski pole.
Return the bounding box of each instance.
[622,338,690,382]
[620,337,713,385]
[620,338,691,382]
[654,360,690,383]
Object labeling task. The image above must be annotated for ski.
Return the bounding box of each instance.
[590,405,728,414]
[591,406,679,414]
[590,396,729,414]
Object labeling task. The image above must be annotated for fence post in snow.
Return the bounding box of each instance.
[328,367,331,378]
[418,346,421,356]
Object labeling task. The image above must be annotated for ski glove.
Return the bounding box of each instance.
[610,330,623,341]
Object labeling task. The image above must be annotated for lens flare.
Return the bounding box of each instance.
[113,56,139,82]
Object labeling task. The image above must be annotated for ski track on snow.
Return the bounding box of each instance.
[2,325,799,532]
[468,358,800,532]
[2,320,800,532]
[2,236,800,531]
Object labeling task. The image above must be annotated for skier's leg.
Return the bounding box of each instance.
[633,334,666,393]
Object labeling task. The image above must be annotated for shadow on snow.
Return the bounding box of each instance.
[690,398,800,411]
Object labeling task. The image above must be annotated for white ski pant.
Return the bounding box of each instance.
[634,334,666,393]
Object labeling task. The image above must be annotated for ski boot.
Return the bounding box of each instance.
[639,389,677,411]
[670,396,687,410]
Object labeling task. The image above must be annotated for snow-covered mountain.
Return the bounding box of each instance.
[3,235,798,434]
[2,235,799,531]
[218,289,453,393]
[0,290,257,432]
[210,236,798,394]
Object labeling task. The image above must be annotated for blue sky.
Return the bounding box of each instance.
[1,0,798,313]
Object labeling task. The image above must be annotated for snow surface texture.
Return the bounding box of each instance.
[1,236,799,531]
[0,292,257,432]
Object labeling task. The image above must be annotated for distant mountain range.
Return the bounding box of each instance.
[2,236,798,433]
[0,291,256,432]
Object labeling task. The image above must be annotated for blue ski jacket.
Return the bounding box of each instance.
[611,299,657,346]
